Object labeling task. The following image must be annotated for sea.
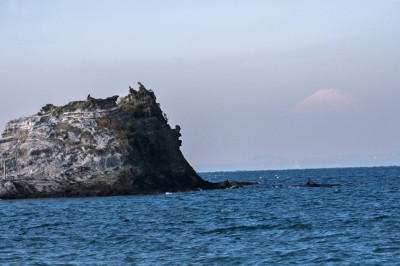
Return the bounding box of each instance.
[0,166,399,265]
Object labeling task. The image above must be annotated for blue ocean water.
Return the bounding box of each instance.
[0,167,399,265]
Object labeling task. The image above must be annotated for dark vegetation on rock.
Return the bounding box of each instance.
[0,83,253,199]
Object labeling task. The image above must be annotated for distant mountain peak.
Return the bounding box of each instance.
[285,89,364,117]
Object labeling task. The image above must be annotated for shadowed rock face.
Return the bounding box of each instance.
[0,83,248,199]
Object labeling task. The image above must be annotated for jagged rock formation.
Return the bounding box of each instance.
[0,83,250,199]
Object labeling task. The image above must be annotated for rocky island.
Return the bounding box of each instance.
[0,83,250,199]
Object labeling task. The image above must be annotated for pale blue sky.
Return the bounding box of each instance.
[1,0,399,170]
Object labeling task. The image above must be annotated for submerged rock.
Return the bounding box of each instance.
[298,177,341,188]
[0,83,251,199]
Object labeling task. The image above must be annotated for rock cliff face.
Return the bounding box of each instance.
[0,83,243,199]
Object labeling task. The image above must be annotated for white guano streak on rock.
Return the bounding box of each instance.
[0,107,124,182]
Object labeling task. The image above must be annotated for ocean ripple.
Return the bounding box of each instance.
[0,166,399,265]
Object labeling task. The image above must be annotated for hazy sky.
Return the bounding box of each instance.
[1,0,399,171]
